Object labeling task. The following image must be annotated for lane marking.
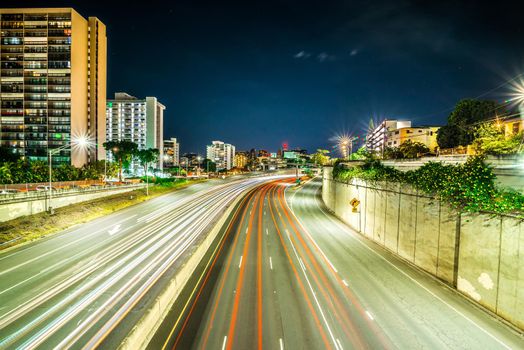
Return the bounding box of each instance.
[337,338,344,350]
[269,257,273,270]
[308,184,513,350]
[366,311,374,320]
[286,226,341,350]
[245,227,248,235]
[266,228,269,236]
[342,280,349,287]
[299,258,306,271]
[238,256,243,269]
[222,336,227,350]
[279,338,284,350]
[107,224,121,236]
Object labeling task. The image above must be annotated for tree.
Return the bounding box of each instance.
[436,125,461,149]
[135,148,159,175]
[437,99,503,148]
[202,158,216,172]
[0,163,13,184]
[472,122,522,155]
[103,140,139,181]
[311,149,330,166]
[399,140,430,158]
[383,147,404,159]
[350,146,374,160]
[0,147,20,163]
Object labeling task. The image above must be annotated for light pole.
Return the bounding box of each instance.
[197,156,202,177]
[48,136,90,214]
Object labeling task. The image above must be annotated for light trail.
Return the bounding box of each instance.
[0,175,288,349]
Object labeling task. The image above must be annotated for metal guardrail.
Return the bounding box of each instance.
[0,183,146,204]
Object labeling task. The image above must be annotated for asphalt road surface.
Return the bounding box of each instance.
[0,175,285,349]
[153,177,524,350]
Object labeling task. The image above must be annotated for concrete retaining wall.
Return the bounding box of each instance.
[0,186,143,222]
[322,166,524,331]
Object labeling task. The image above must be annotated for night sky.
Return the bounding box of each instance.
[4,0,524,154]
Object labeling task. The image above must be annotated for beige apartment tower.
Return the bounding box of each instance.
[0,8,107,166]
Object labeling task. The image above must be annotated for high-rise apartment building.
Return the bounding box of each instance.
[105,92,165,169]
[233,151,248,169]
[206,140,235,170]
[163,137,179,168]
[366,119,411,154]
[0,8,107,166]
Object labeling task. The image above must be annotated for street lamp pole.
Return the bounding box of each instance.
[47,143,71,214]
[47,137,91,214]
[146,162,149,196]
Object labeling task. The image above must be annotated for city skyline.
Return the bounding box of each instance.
[1,0,523,155]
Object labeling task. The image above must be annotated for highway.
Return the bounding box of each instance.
[0,175,285,349]
[153,177,524,350]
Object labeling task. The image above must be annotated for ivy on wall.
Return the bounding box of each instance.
[332,157,524,217]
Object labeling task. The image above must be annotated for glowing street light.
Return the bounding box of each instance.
[48,135,94,214]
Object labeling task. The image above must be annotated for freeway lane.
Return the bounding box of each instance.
[154,177,524,350]
[0,175,285,349]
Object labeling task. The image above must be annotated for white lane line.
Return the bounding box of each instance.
[246,227,249,234]
[266,228,269,236]
[279,338,284,350]
[310,194,513,350]
[286,232,341,350]
[239,256,243,269]
[366,311,374,320]
[269,257,273,270]
[298,258,306,271]
[264,211,267,215]
[336,338,344,350]
[107,224,121,235]
[342,279,349,287]
[222,336,227,350]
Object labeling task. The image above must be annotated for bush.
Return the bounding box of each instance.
[333,157,524,216]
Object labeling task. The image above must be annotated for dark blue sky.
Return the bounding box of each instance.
[6,0,524,154]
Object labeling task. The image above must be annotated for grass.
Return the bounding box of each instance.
[0,179,205,250]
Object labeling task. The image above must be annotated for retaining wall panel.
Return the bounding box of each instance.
[436,205,458,285]
[384,185,400,253]
[457,214,501,312]
[414,196,440,275]
[397,191,417,262]
[497,217,524,329]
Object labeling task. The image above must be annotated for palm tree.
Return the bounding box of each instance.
[103,140,139,181]
[135,148,159,176]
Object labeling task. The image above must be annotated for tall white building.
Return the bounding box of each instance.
[163,137,179,168]
[366,119,411,154]
[206,140,235,170]
[105,92,165,169]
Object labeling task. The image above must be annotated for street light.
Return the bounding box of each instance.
[48,136,92,214]
[197,156,202,177]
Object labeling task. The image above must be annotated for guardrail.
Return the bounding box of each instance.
[0,183,146,204]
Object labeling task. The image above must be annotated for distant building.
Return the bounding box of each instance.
[106,92,165,170]
[206,140,235,170]
[163,137,179,168]
[387,126,440,152]
[503,116,523,138]
[234,151,248,169]
[258,149,269,158]
[366,119,411,154]
[291,148,308,155]
[0,8,107,167]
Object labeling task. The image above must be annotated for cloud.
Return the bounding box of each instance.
[294,51,336,63]
[350,49,359,56]
[317,52,336,62]
[294,51,311,59]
